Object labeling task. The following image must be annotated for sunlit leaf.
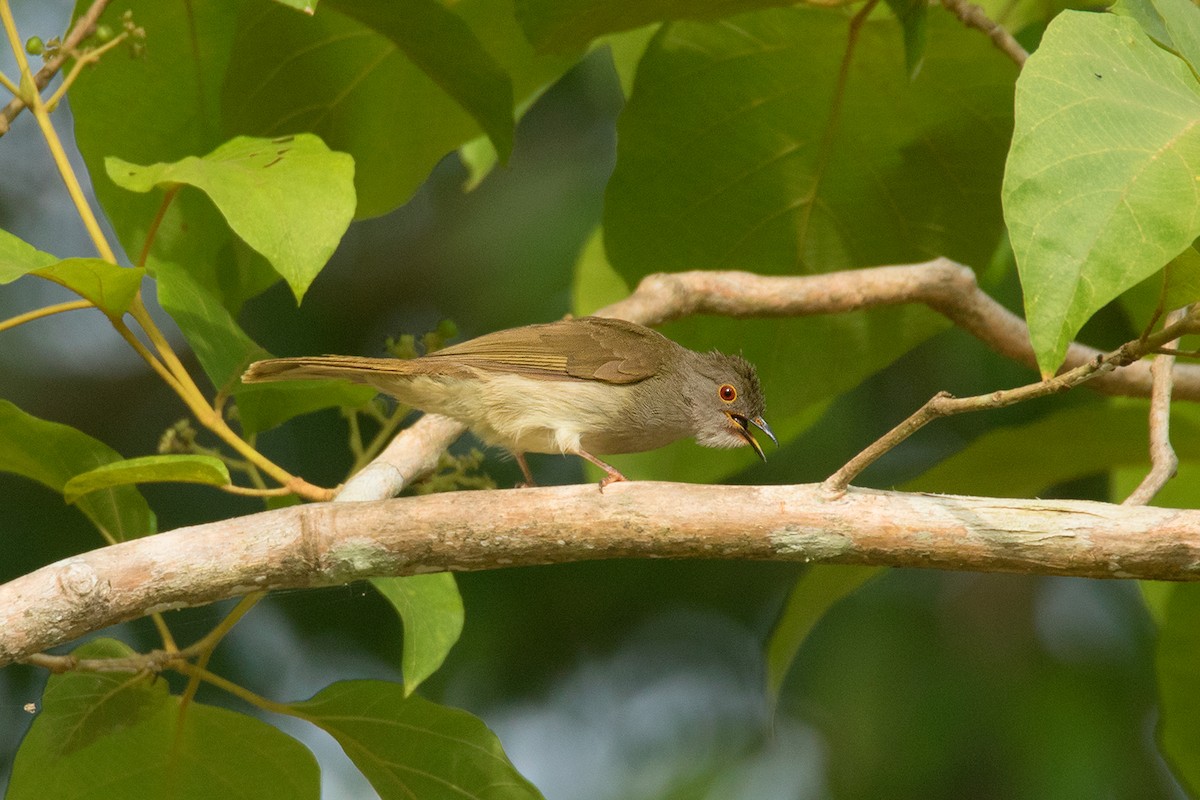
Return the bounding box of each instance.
[1003,9,1200,375]
[63,455,232,503]
[0,228,57,282]
[29,259,145,318]
[372,573,465,695]
[0,400,154,541]
[107,134,354,303]
[291,680,543,799]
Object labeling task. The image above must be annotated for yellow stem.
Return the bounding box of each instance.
[151,614,178,652]
[179,593,263,710]
[0,299,93,333]
[219,484,296,498]
[0,68,17,96]
[175,663,298,718]
[111,317,185,395]
[0,0,117,263]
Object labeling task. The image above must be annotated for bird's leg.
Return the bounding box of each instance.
[513,452,537,488]
[573,449,628,491]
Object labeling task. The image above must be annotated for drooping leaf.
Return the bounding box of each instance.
[27,259,146,318]
[106,134,355,303]
[63,455,232,503]
[885,0,929,78]
[290,680,543,800]
[1003,8,1200,375]
[766,565,882,702]
[0,400,155,541]
[601,7,1016,482]
[10,681,319,799]
[26,639,168,756]
[515,0,801,54]
[325,0,515,164]
[0,228,57,282]
[371,573,465,695]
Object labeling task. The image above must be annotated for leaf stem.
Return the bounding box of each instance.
[178,592,263,711]
[0,298,93,333]
[0,69,18,96]
[176,662,298,717]
[137,185,180,268]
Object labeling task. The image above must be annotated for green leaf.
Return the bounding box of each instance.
[70,0,269,312]
[106,134,355,303]
[602,7,1016,481]
[1003,9,1200,376]
[224,0,570,218]
[1112,0,1200,71]
[154,259,374,432]
[371,573,465,695]
[11,687,319,799]
[766,565,881,702]
[0,228,57,282]
[27,259,146,318]
[0,400,155,541]
[1156,582,1200,794]
[63,455,232,503]
[885,0,929,78]
[515,0,800,54]
[1119,243,1200,326]
[570,227,629,317]
[290,680,543,800]
[325,0,515,164]
[29,639,168,756]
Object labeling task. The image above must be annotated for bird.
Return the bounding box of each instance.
[242,316,775,488]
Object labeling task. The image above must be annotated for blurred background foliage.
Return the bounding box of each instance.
[0,0,1193,797]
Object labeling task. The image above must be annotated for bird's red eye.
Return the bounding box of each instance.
[719,384,737,402]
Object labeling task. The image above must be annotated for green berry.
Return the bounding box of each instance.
[24,36,43,56]
[93,24,114,42]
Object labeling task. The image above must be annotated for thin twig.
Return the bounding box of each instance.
[0,298,93,333]
[938,0,1028,67]
[0,0,111,135]
[1124,308,1187,506]
[822,309,1200,496]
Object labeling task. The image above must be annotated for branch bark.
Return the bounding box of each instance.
[4,482,1200,667]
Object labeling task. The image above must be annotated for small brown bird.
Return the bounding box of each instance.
[242,316,774,487]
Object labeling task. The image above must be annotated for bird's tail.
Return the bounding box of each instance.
[241,355,414,385]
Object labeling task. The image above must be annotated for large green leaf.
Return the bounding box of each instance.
[601,8,1015,481]
[107,134,354,303]
[24,639,168,756]
[153,260,375,432]
[0,400,155,541]
[63,454,232,503]
[766,565,882,702]
[371,573,465,695]
[325,0,514,164]
[1003,8,1200,375]
[1156,583,1200,794]
[290,680,543,799]
[514,0,800,54]
[10,642,319,800]
[69,0,272,311]
[0,228,57,282]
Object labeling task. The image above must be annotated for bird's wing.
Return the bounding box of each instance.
[417,317,670,385]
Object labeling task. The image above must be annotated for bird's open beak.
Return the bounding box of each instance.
[729,414,777,461]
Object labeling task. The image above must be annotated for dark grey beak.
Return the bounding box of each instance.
[731,414,777,461]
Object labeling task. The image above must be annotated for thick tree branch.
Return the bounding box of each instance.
[4,482,1200,667]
